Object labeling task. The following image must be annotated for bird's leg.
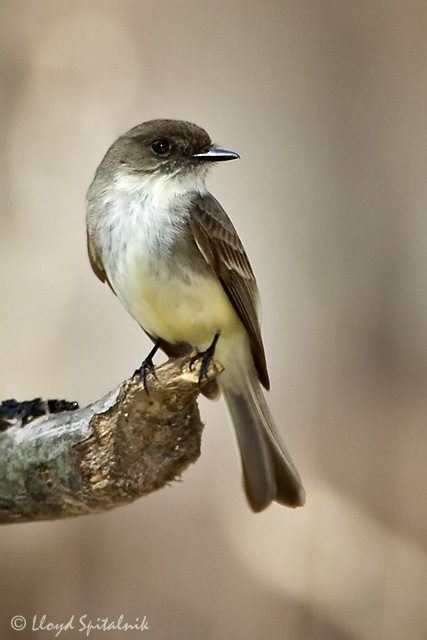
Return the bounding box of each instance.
[189,333,220,385]
[134,339,161,393]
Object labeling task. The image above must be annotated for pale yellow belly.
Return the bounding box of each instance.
[112,247,242,351]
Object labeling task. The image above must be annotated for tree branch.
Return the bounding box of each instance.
[0,357,221,525]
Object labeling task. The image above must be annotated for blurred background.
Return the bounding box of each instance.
[1,1,427,638]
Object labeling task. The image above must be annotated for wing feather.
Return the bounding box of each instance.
[86,230,117,295]
[190,194,270,389]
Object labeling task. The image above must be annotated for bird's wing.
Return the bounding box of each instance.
[190,193,269,389]
[86,230,117,295]
[87,230,106,283]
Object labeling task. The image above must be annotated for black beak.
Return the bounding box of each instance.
[193,147,240,162]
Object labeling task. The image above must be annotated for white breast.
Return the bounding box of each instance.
[98,171,241,350]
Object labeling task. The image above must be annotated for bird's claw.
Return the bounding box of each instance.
[189,333,220,386]
[133,340,161,394]
[134,357,157,394]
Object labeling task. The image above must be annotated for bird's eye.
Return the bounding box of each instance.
[151,139,170,155]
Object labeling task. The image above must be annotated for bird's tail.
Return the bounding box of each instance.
[222,375,305,512]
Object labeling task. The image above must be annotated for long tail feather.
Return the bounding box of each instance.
[222,376,305,512]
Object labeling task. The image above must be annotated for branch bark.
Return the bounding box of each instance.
[0,357,221,525]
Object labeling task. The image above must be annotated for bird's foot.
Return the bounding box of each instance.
[134,340,161,394]
[189,333,220,385]
[135,358,157,392]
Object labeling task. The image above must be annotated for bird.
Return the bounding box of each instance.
[86,119,305,512]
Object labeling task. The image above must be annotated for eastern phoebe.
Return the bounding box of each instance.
[86,119,305,512]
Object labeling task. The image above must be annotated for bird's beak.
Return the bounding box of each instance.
[193,147,240,162]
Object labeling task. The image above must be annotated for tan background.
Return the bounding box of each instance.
[1,1,427,638]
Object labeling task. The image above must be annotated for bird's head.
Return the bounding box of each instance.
[97,119,239,196]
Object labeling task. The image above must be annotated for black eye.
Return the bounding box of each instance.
[151,139,170,155]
